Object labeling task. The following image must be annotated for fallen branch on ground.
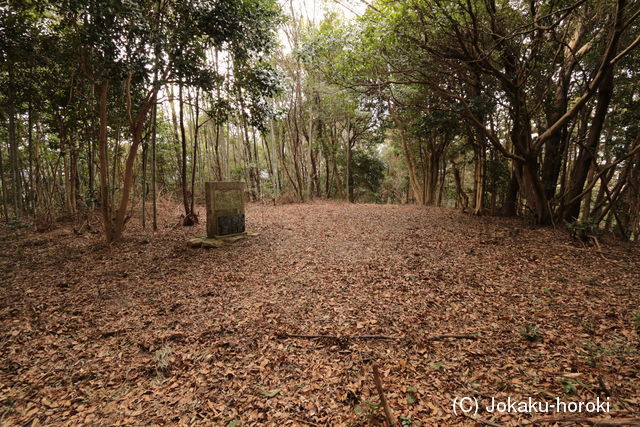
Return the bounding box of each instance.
[276,333,397,341]
[428,334,479,341]
[372,365,398,427]
[275,333,479,341]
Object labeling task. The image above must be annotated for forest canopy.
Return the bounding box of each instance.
[1,0,639,241]
[2,1,640,426]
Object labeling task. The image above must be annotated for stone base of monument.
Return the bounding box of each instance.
[187,232,260,249]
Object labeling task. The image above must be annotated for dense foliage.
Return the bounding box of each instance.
[1,0,639,241]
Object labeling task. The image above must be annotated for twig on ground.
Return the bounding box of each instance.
[73,219,88,235]
[275,333,397,341]
[372,365,398,427]
[590,235,608,260]
[428,334,479,341]
[275,333,479,342]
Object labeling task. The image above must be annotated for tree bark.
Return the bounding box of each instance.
[96,80,114,241]
[453,165,469,210]
[563,68,616,222]
[111,87,156,241]
[178,84,197,225]
[0,137,9,221]
[188,88,200,224]
[346,129,353,203]
[501,166,519,217]
[152,93,158,231]
[7,63,21,217]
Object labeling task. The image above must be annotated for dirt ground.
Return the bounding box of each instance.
[1,201,639,426]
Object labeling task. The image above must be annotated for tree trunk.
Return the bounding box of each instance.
[189,88,200,223]
[152,94,158,231]
[87,116,95,210]
[563,67,615,222]
[398,130,423,205]
[141,124,148,229]
[346,136,353,203]
[501,166,519,216]
[27,103,34,214]
[68,136,78,215]
[0,138,9,221]
[471,142,485,215]
[111,94,155,241]
[580,163,595,221]
[178,84,196,225]
[453,165,469,210]
[7,79,21,217]
[514,155,551,224]
[96,80,114,241]
[251,127,262,199]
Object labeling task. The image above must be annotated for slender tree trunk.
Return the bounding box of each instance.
[111,126,120,205]
[0,140,9,221]
[307,91,314,200]
[142,124,148,229]
[590,167,615,221]
[237,90,258,200]
[346,139,353,203]
[580,163,595,221]
[166,85,183,185]
[214,121,223,180]
[345,118,354,203]
[152,94,158,231]
[453,165,469,210]
[96,81,114,241]
[262,130,276,198]
[501,164,519,216]
[563,68,615,222]
[437,153,446,206]
[27,102,34,214]
[269,118,281,197]
[8,85,21,216]
[188,88,200,224]
[72,141,79,214]
[111,93,156,241]
[251,127,261,199]
[33,120,44,215]
[178,83,195,224]
[472,143,485,215]
[397,128,423,205]
[87,117,95,210]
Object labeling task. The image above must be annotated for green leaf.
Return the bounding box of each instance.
[261,389,280,398]
[559,379,578,395]
[354,405,365,414]
[227,419,241,427]
[401,416,414,427]
[408,386,418,393]
[406,392,417,405]
[432,361,443,370]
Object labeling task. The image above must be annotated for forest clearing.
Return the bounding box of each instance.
[1,201,639,426]
[2,0,640,425]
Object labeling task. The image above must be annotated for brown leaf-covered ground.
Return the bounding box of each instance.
[1,201,639,426]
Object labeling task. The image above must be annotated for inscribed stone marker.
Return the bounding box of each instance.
[205,182,246,238]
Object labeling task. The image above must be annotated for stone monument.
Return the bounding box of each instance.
[188,181,256,248]
[205,181,246,238]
